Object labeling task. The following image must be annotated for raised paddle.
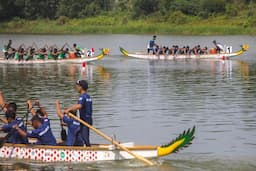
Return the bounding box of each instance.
[55,100,67,142]
[60,119,67,142]
[25,104,29,131]
[68,113,154,166]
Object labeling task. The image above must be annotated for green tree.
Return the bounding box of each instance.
[57,0,84,18]
[0,0,24,20]
[159,0,200,16]
[115,0,132,12]
[132,0,159,18]
[57,0,107,18]
[24,0,57,19]
[200,0,226,17]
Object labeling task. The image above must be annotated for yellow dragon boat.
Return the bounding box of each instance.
[120,45,249,60]
[0,48,110,64]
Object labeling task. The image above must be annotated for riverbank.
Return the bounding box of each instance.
[0,15,255,35]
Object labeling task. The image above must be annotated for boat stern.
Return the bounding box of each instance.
[120,47,129,56]
[157,126,195,157]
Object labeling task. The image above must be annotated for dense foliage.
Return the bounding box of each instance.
[0,0,256,34]
[0,0,256,21]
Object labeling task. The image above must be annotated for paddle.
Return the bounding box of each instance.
[60,119,67,141]
[55,100,67,142]
[25,104,29,131]
[68,113,154,166]
[0,131,12,148]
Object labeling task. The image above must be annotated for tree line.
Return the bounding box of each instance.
[1,0,256,21]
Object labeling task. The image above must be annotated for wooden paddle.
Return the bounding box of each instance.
[60,119,67,141]
[68,113,154,166]
[0,129,14,148]
[25,104,29,131]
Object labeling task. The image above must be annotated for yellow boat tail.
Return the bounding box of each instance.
[120,47,129,56]
[157,126,195,157]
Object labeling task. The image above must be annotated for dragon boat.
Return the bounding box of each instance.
[120,45,249,60]
[0,126,195,163]
[0,48,110,64]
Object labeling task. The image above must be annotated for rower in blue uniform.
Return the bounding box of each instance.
[15,114,56,145]
[27,100,50,125]
[0,90,18,124]
[56,100,83,146]
[0,110,28,144]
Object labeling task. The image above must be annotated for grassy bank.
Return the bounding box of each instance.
[0,14,255,35]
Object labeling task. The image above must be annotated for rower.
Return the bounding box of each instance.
[14,114,56,145]
[213,40,224,53]
[48,45,59,60]
[27,100,50,126]
[58,43,70,59]
[52,48,59,60]
[13,44,24,61]
[0,110,28,144]
[3,40,12,60]
[0,90,18,124]
[25,47,36,61]
[64,80,92,147]
[37,45,48,60]
[73,43,83,58]
[56,100,83,146]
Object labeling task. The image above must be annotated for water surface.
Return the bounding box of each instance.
[0,34,256,171]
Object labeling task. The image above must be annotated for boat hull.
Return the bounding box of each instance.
[0,126,195,163]
[120,45,249,60]
[0,144,158,163]
[0,48,110,64]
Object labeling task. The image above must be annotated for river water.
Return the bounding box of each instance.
[0,35,256,171]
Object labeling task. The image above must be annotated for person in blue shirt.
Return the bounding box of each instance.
[56,100,83,146]
[147,35,157,54]
[0,90,18,124]
[65,80,92,147]
[15,114,56,145]
[27,100,51,126]
[0,110,28,144]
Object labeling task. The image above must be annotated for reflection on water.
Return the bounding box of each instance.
[1,58,256,170]
[1,51,256,170]
[237,60,250,80]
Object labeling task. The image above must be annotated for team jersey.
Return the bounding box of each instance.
[77,93,92,122]
[41,117,50,125]
[58,53,65,59]
[149,40,155,48]
[1,118,28,144]
[63,116,83,146]
[76,46,83,52]
[27,121,56,145]
[48,53,54,59]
